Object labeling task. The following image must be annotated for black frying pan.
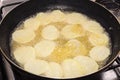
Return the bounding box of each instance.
[0,0,120,80]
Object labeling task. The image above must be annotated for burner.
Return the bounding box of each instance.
[0,0,120,80]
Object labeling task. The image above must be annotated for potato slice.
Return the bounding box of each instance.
[88,33,109,46]
[61,24,85,39]
[24,59,49,75]
[62,59,84,78]
[65,39,87,56]
[35,12,49,25]
[41,25,60,40]
[12,29,35,43]
[34,40,56,58]
[47,10,65,23]
[74,56,99,75]
[82,20,104,33]
[65,12,88,24]
[13,46,35,65]
[45,62,63,78]
[24,18,40,31]
[89,46,110,61]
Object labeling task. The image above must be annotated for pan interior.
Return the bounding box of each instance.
[0,0,120,78]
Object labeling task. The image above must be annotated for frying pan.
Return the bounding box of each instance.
[0,0,120,80]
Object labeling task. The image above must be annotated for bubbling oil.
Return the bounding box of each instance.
[10,10,111,78]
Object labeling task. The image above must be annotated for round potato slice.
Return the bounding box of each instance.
[36,12,50,25]
[62,59,84,78]
[82,20,104,33]
[89,33,109,46]
[34,40,56,58]
[61,24,85,39]
[65,39,87,56]
[12,29,35,43]
[89,46,110,62]
[65,12,88,24]
[41,25,60,40]
[47,10,65,23]
[74,56,99,75]
[45,62,63,78]
[24,18,40,31]
[24,59,49,75]
[13,46,35,65]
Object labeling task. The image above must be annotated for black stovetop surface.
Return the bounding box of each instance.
[0,0,120,80]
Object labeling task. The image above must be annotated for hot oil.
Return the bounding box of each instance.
[11,11,111,69]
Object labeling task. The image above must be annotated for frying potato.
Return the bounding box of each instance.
[12,29,35,43]
[89,46,110,61]
[13,46,35,65]
[34,40,56,58]
[65,12,88,24]
[61,24,85,39]
[62,59,84,78]
[41,25,60,40]
[82,20,104,33]
[36,12,50,25]
[74,56,99,75]
[89,33,109,46]
[24,59,49,75]
[45,62,63,78]
[47,10,65,22]
[24,18,40,31]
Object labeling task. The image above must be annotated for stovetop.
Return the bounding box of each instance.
[0,0,120,80]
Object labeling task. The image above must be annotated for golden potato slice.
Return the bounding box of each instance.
[88,33,109,46]
[65,12,88,24]
[13,46,35,65]
[82,20,104,33]
[12,29,35,43]
[74,56,99,75]
[62,59,84,78]
[89,46,110,61]
[45,62,63,78]
[41,25,60,40]
[61,24,85,39]
[24,59,49,75]
[24,18,40,31]
[34,40,56,58]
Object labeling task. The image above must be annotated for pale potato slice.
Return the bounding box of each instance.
[12,29,35,43]
[13,46,35,65]
[62,59,84,78]
[65,12,88,24]
[24,59,49,75]
[41,25,60,40]
[65,39,87,56]
[45,62,63,78]
[74,56,99,75]
[24,18,40,31]
[34,40,56,58]
[89,46,110,61]
[82,20,104,33]
[89,33,109,46]
[35,12,50,25]
[61,24,85,39]
[47,10,65,22]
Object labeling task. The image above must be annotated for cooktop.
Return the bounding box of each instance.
[0,0,120,80]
